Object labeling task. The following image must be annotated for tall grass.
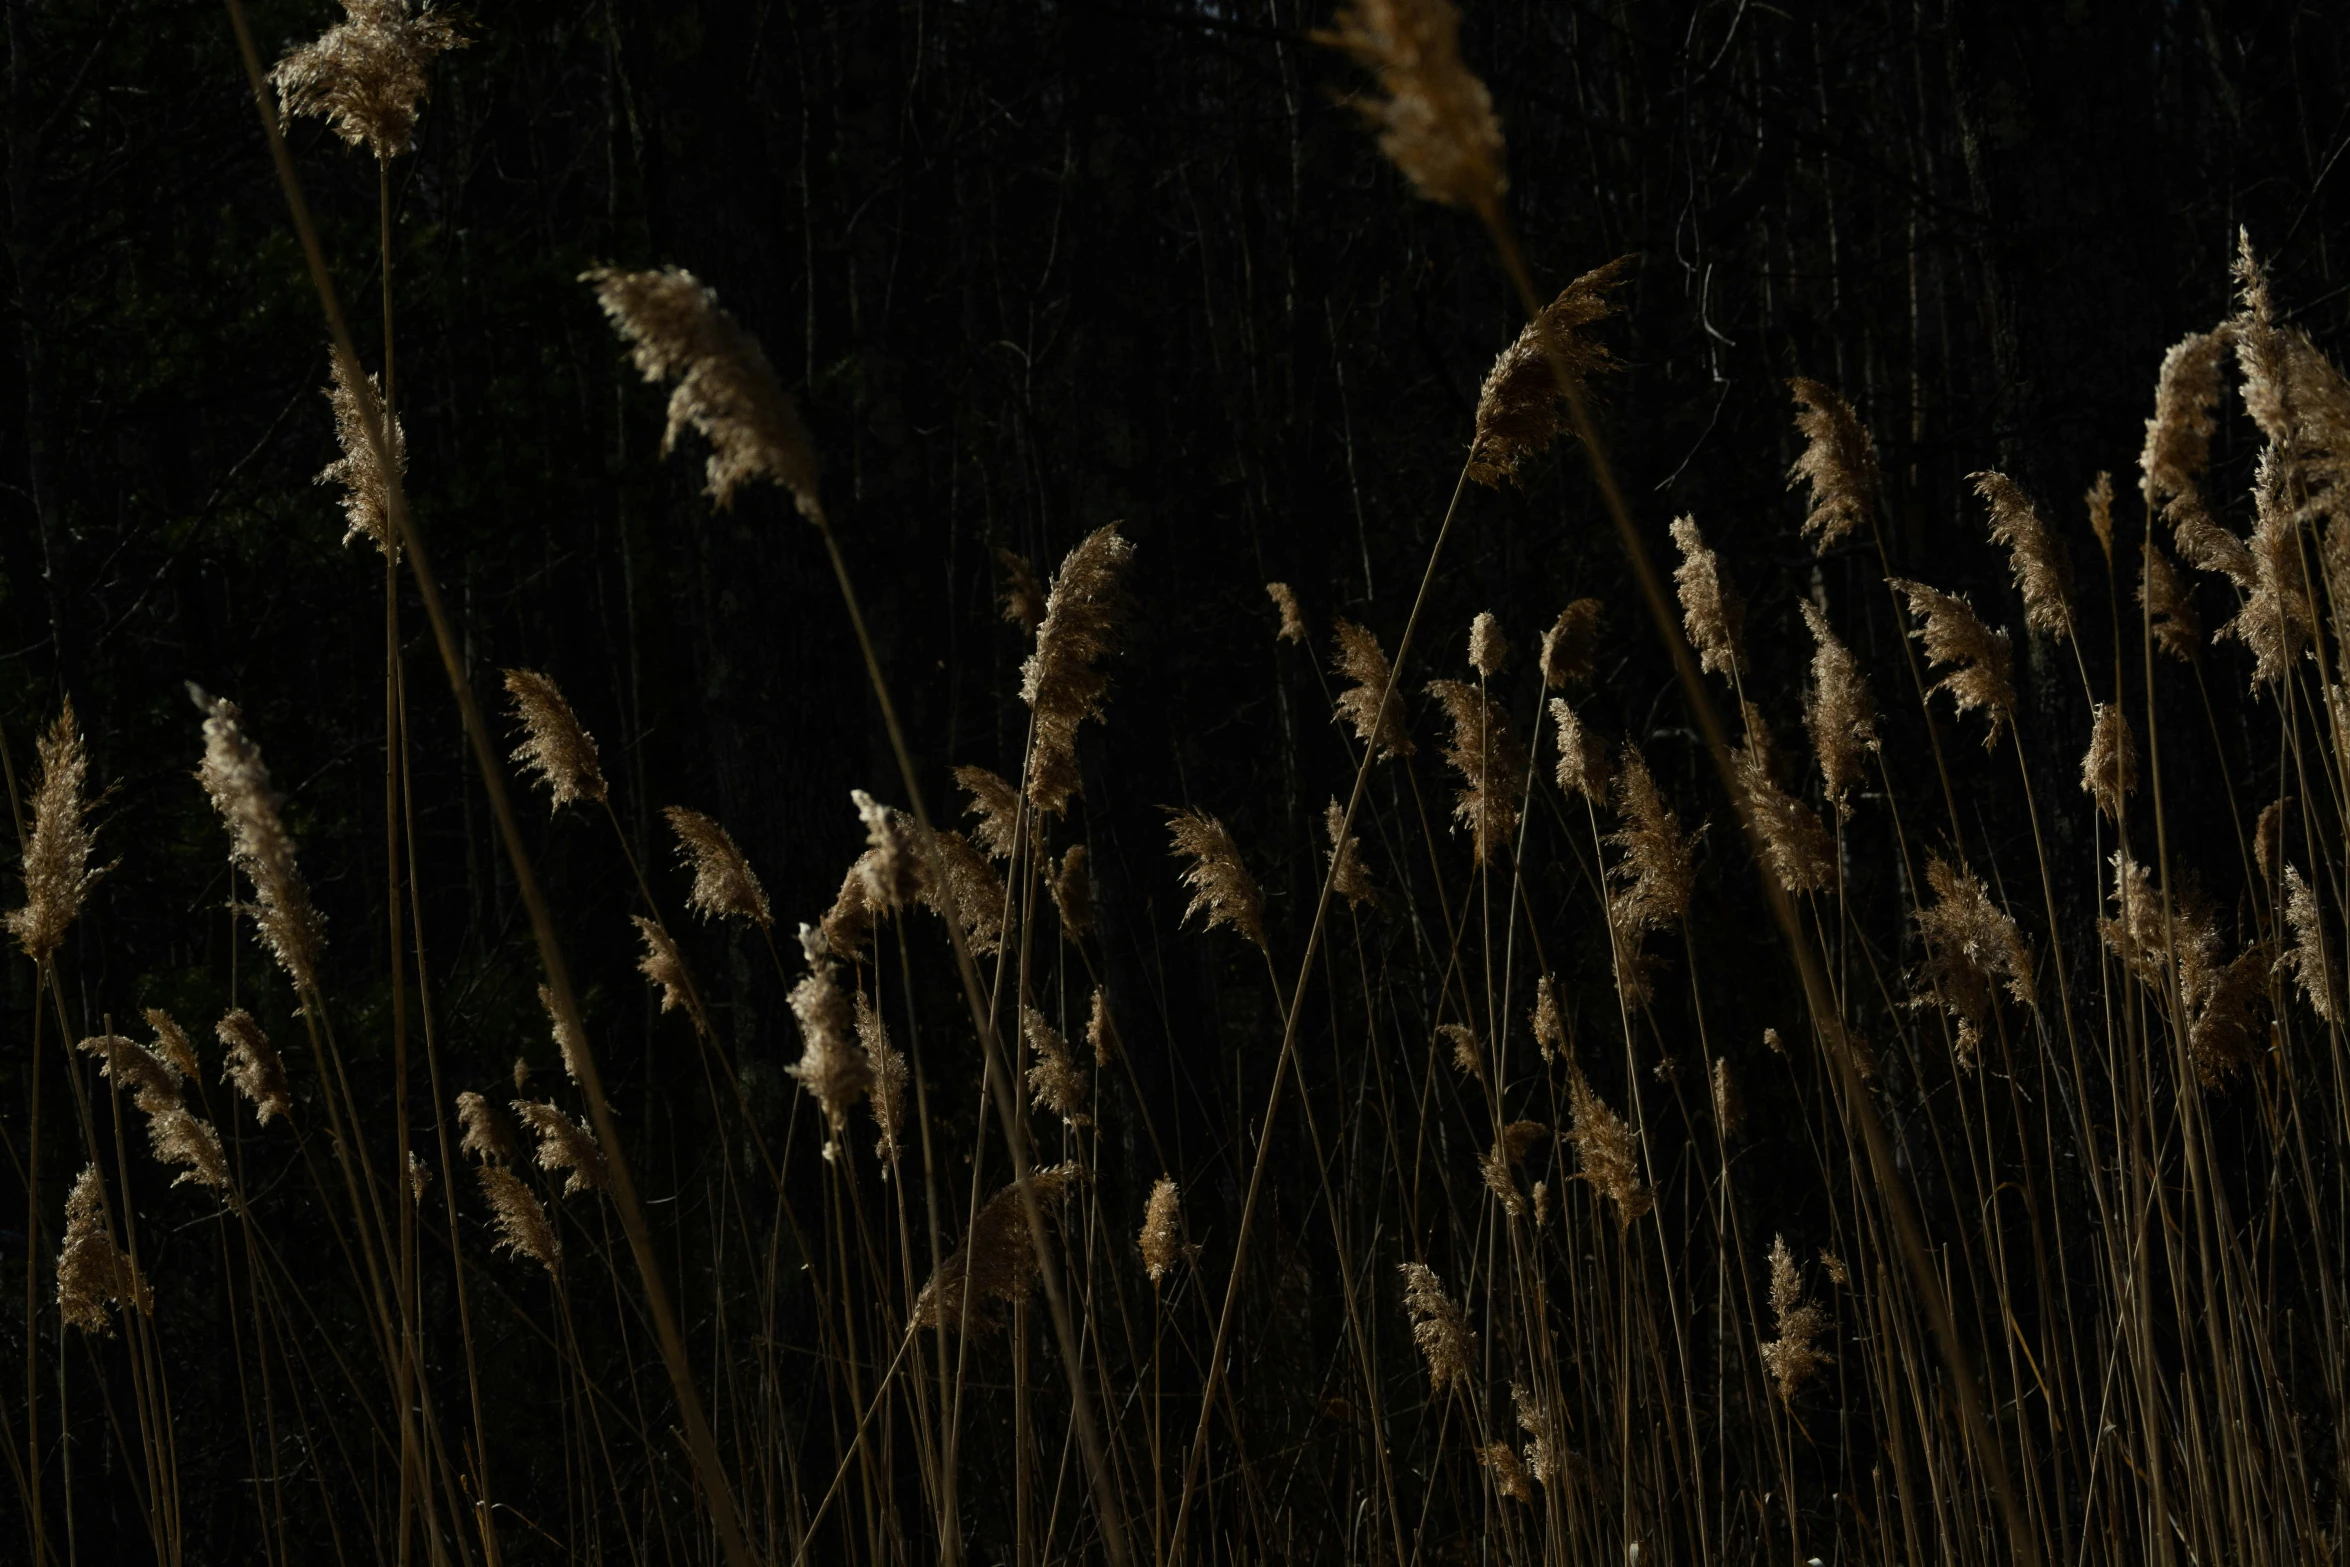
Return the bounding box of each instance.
[7,2,2350,1564]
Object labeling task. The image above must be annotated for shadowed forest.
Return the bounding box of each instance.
[6,1,2350,1564]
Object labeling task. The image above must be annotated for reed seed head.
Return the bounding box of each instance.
[1022,1005,1091,1126]
[852,790,926,913]
[1567,1073,1651,1226]
[1478,1441,1534,1504]
[1531,975,1564,1063]
[512,1100,609,1196]
[1549,698,1610,805]
[537,983,588,1084]
[1974,470,2074,641]
[1478,1119,1546,1218]
[77,1034,179,1116]
[955,765,1023,861]
[1914,855,2036,1067]
[1787,377,1879,553]
[1711,1056,1743,1135]
[2086,471,2116,563]
[2080,704,2138,820]
[1020,525,1135,816]
[1140,1175,1186,1286]
[911,1164,1082,1331]
[998,549,1046,638]
[1798,601,1876,817]
[1397,1260,1475,1393]
[2281,865,2340,1023]
[1538,599,1603,689]
[217,1008,293,1126]
[1318,0,1506,215]
[2255,797,2289,886]
[1733,706,1834,895]
[1607,745,1694,938]
[665,806,771,928]
[632,916,695,1021]
[1467,611,1507,678]
[2141,326,2232,531]
[150,1107,229,1191]
[2140,542,2203,662]
[456,1090,517,1165]
[1759,1236,1832,1402]
[1050,843,1093,939]
[1512,1383,1561,1487]
[1087,985,1120,1065]
[1267,581,1308,644]
[57,1165,148,1334]
[270,0,464,160]
[2190,944,2272,1087]
[1168,808,1268,953]
[146,1009,200,1081]
[787,936,872,1158]
[1668,515,1745,678]
[9,700,107,964]
[478,1164,560,1274]
[854,992,907,1166]
[1467,258,1634,487]
[319,352,405,556]
[504,669,606,810]
[929,829,1009,957]
[1886,580,2014,746]
[1427,678,1525,865]
[197,693,326,991]
[1325,798,1380,909]
[1332,619,1415,760]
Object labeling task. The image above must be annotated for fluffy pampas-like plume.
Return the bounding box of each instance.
[1426,678,1525,866]
[478,1164,560,1274]
[1398,1261,1474,1393]
[1020,524,1135,816]
[319,353,405,556]
[2280,866,2340,1023]
[1799,601,1876,817]
[2080,704,2138,819]
[1566,1072,1651,1226]
[1022,1006,1090,1126]
[852,790,926,913]
[1332,619,1415,760]
[998,550,1046,637]
[56,1165,148,1334]
[1549,699,1610,805]
[954,765,1023,861]
[855,993,907,1166]
[270,0,465,160]
[1478,1441,1535,1505]
[2140,327,2233,532]
[197,692,326,992]
[1974,470,2074,641]
[1787,377,1879,552]
[456,1090,517,1166]
[218,1009,293,1125]
[787,927,873,1158]
[2140,543,2203,662]
[1168,808,1268,953]
[1759,1236,1832,1402]
[1140,1176,1187,1286]
[666,806,771,928]
[585,266,824,516]
[1478,1120,1546,1218]
[538,983,586,1084]
[505,669,606,810]
[1317,0,1506,215]
[1466,258,1632,487]
[1087,986,1120,1065]
[1913,856,2036,1069]
[1049,845,1093,939]
[146,1009,201,1081]
[1732,707,1834,894]
[1267,581,1308,644]
[632,917,696,1023]
[1325,799,1381,908]
[1531,975,1565,1063]
[8,700,107,963]
[1605,746,1695,1008]
[1467,611,1507,677]
[911,1164,1082,1331]
[512,1100,609,1196]
[1886,580,2015,746]
[1669,515,1745,678]
[1539,599,1603,689]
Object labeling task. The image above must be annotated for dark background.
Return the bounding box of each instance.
[3,0,2347,1557]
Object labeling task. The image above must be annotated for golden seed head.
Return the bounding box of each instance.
[505,669,607,810]
[2080,703,2139,820]
[1786,377,1879,553]
[1168,808,1268,953]
[512,1100,608,1197]
[318,352,406,556]
[217,1008,293,1126]
[1398,1261,1475,1393]
[911,1164,1083,1332]
[1019,525,1136,816]
[1973,470,2075,641]
[270,0,465,160]
[56,1164,149,1334]
[1467,611,1507,678]
[665,805,771,927]
[1759,1235,1832,1402]
[1332,619,1415,761]
[855,993,908,1166]
[196,693,325,991]
[478,1164,560,1274]
[1426,678,1525,866]
[1799,601,1877,817]
[1140,1176,1186,1286]
[1318,0,1507,215]
[1538,598,1603,689]
[456,1090,517,1166]
[1668,515,1745,679]
[1567,1073,1651,1226]
[1266,581,1309,644]
[1022,1005,1091,1127]
[1886,580,2014,746]
[8,700,107,964]
[1325,799,1380,909]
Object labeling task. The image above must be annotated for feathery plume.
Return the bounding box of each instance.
[2099,852,2218,1003]
[1049,844,1093,939]
[407,1150,432,1204]
[1427,678,1525,865]
[1332,619,1415,759]
[504,669,606,810]
[2080,704,2138,819]
[1023,1006,1091,1126]
[1512,1383,1563,1487]
[2086,471,2117,563]
[852,790,926,912]
[1478,1120,1546,1217]
[1439,1023,1483,1078]
[1799,601,1876,817]
[1669,515,1744,677]
[818,864,874,957]
[911,1164,1082,1331]
[77,1034,179,1115]
[585,266,823,515]
[456,1090,517,1165]
[1788,377,1879,552]
[1020,525,1135,816]
[2190,945,2272,1087]
[1711,1056,1743,1136]
[1531,975,1565,1063]
[855,993,907,1165]
[2206,450,2316,686]
[2280,866,2340,1023]
[2255,797,2290,886]
[1317,0,1506,214]
[1974,470,2074,641]
[1758,1236,1832,1402]
[1140,1176,1186,1286]
[665,806,770,927]
[1467,611,1507,677]
[928,829,1009,957]
[56,1166,148,1334]
[1267,581,1308,644]
[787,930,872,1157]
[1886,580,2015,746]
[1325,799,1381,908]
[1530,1180,1550,1229]
[998,549,1046,638]
[1733,706,1834,894]
[319,353,405,555]
[1608,745,1695,937]
[1168,808,1268,952]
[8,701,106,963]
[149,1107,229,1191]
[1478,1441,1534,1504]
[512,1100,609,1196]
[1087,986,1120,1065]
[2140,327,2233,531]
[1466,258,1632,486]
[1914,856,2036,1068]
[147,1010,200,1081]
[197,693,325,991]
[1763,1026,1784,1055]
[1566,1073,1651,1225]
[2140,543,2203,662]
[217,1009,293,1126]
[1539,599,1603,688]
[955,766,1023,861]
[537,983,587,1084]
[478,1165,560,1274]
[632,916,696,1022]
[1549,698,1611,804]
[1397,1261,1475,1393]
[270,0,464,160]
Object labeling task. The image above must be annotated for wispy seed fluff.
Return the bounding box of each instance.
[1799,601,1877,818]
[632,917,696,1023]
[1332,619,1415,760]
[1787,377,1880,553]
[1711,1056,1743,1135]
[1087,986,1120,1065]
[1427,678,1525,865]
[478,1164,560,1274]
[1050,844,1093,939]
[319,353,405,555]
[1669,515,1745,677]
[1549,699,1610,805]
[1607,745,1695,940]
[197,693,326,992]
[585,266,824,516]
[1732,705,1834,895]
[911,1164,1082,1331]
[954,765,1024,861]
[536,983,587,1084]
[665,806,771,927]
[456,1090,518,1166]
[787,928,873,1158]
[512,1100,609,1196]
[1317,0,1506,215]
[2140,543,2204,662]
[1439,1023,1483,1078]
[2086,471,2118,562]
[852,790,926,912]
[1022,1006,1091,1127]
[79,1033,227,1190]
[1398,1261,1475,1394]
[408,1151,432,1204]
[1512,1382,1563,1488]
[2098,848,2272,1085]
[1140,1176,1186,1286]
[1478,1119,1546,1218]
[504,669,606,810]
[1539,598,1603,689]
[1886,580,2014,747]
[1913,856,2037,1069]
[1758,1236,1832,1403]
[1567,1073,1652,1226]
[1467,611,1507,677]
[1325,799,1381,909]
[1168,808,1268,952]
[146,1009,201,1081]
[56,1165,149,1334]
[1266,581,1308,644]
[1466,258,1632,487]
[1020,524,1135,816]
[1974,470,2074,641]
[1478,1441,1535,1505]
[998,549,1046,638]
[854,993,907,1166]
[2080,704,2139,819]
[2281,866,2340,1023]
[1530,975,1565,1063]
[270,0,465,160]
[2140,326,2233,533]
[218,1008,293,1125]
[7,700,106,963]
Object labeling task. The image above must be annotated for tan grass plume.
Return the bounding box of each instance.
[1317,0,1506,215]
[538,982,587,1084]
[478,1164,560,1274]
[8,700,106,964]
[56,1165,148,1334]
[319,353,405,555]
[1539,598,1603,688]
[1168,808,1268,952]
[1020,524,1135,816]
[998,549,1046,638]
[666,805,771,927]
[1398,1261,1474,1393]
[1467,258,1632,487]
[217,1008,293,1126]
[1531,975,1565,1063]
[911,1164,1082,1331]
[1267,581,1308,644]
[1669,515,1744,677]
[1787,377,1879,552]
[1467,611,1508,677]
[2080,703,2138,820]
[1732,705,1834,894]
[955,765,1023,861]
[787,928,873,1158]
[505,669,607,810]
[2140,542,2204,661]
[456,1090,517,1166]
[1567,1072,1651,1225]
[1427,677,1525,865]
[632,916,697,1024]
[1974,470,2074,641]
[1549,698,1610,804]
[146,1009,201,1081]
[270,0,465,160]
[1478,1119,1546,1218]
[197,692,325,991]
[854,993,907,1166]
[1799,601,1876,817]
[2281,865,2340,1023]
[1886,580,2014,746]
[1332,619,1415,760]
[1325,798,1381,908]
[1140,1175,1186,1286]
[1759,1236,1832,1402]
[1023,1005,1091,1127]
[1914,855,2037,1068]
[1050,844,1093,938]
[512,1100,609,1196]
